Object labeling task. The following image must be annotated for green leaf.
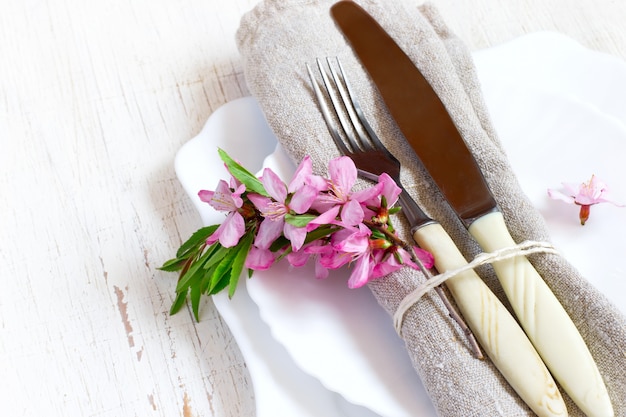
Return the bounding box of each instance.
[208,266,231,295]
[176,249,211,293]
[303,225,336,243]
[203,243,230,270]
[200,264,216,294]
[228,231,254,298]
[371,228,386,240]
[190,282,202,322]
[218,148,268,196]
[284,213,316,227]
[209,274,230,295]
[208,248,238,293]
[176,225,218,258]
[269,235,290,252]
[169,291,188,315]
[159,257,186,272]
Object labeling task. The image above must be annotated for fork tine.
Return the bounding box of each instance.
[312,57,399,162]
[332,58,398,160]
[306,62,351,155]
[324,57,374,152]
[314,58,365,153]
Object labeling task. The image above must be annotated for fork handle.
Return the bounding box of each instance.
[412,222,567,417]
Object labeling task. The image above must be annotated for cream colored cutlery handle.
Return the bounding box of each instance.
[413,222,566,417]
[468,211,614,417]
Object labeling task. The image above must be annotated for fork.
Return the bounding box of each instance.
[306,56,479,351]
[307,57,567,416]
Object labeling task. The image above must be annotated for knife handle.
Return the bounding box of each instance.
[412,222,566,417]
[468,211,614,417]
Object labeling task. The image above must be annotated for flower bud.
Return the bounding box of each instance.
[579,204,590,226]
[369,238,392,250]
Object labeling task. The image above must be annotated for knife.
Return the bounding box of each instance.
[330,2,614,417]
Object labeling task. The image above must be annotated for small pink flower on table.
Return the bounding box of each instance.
[548,174,624,225]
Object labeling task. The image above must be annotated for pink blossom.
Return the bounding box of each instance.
[198,179,246,247]
[248,157,320,251]
[312,156,383,226]
[360,173,402,223]
[322,224,434,288]
[314,156,358,209]
[330,224,375,288]
[548,175,624,225]
[372,246,434,278]
[286,241,335,279]
[365,173,402,207]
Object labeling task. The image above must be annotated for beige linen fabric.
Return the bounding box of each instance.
[236,0,626,415]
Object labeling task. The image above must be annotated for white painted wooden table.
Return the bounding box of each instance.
[2,1,625,415]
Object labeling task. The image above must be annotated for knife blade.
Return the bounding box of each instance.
[330,2,614,417]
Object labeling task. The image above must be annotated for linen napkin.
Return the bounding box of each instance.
[235,0,626,415]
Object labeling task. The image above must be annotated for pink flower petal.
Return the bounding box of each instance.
[352,181,384,204]
[378,173,402,205]
[304,241,331,255]
[314,261,330,279]
[598,194,626,207]
[247,193,274,213]
[306,205,340,232]
[245,247,275,270]
[339,198,365,226]
[561,182,580,197]
[254,217,285,250]
[319,249,350,270]
[284,223,307,252]
[216,211,245,248]
[230,183,246,207]
[261,167,288,202]
[347,255,372,289]
[547,188,575,204]
[202,179,241,211]
[288,155,312,193]
[198,189,214,203]
[372,257,402,278]
[414,247,435,269]
[286,249,309,268]
[307,174,328,192]
[289,184,318,214]
[334,226,370,254]
[328,156,357,195]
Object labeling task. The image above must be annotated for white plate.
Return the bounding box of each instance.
[175,32,626,417]
[175,97,381,417]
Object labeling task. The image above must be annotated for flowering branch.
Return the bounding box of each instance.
[160,149,434,321]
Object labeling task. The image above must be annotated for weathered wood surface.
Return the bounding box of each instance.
[2,0,625,415]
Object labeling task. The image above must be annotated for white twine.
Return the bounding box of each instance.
[393,240,559,334]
